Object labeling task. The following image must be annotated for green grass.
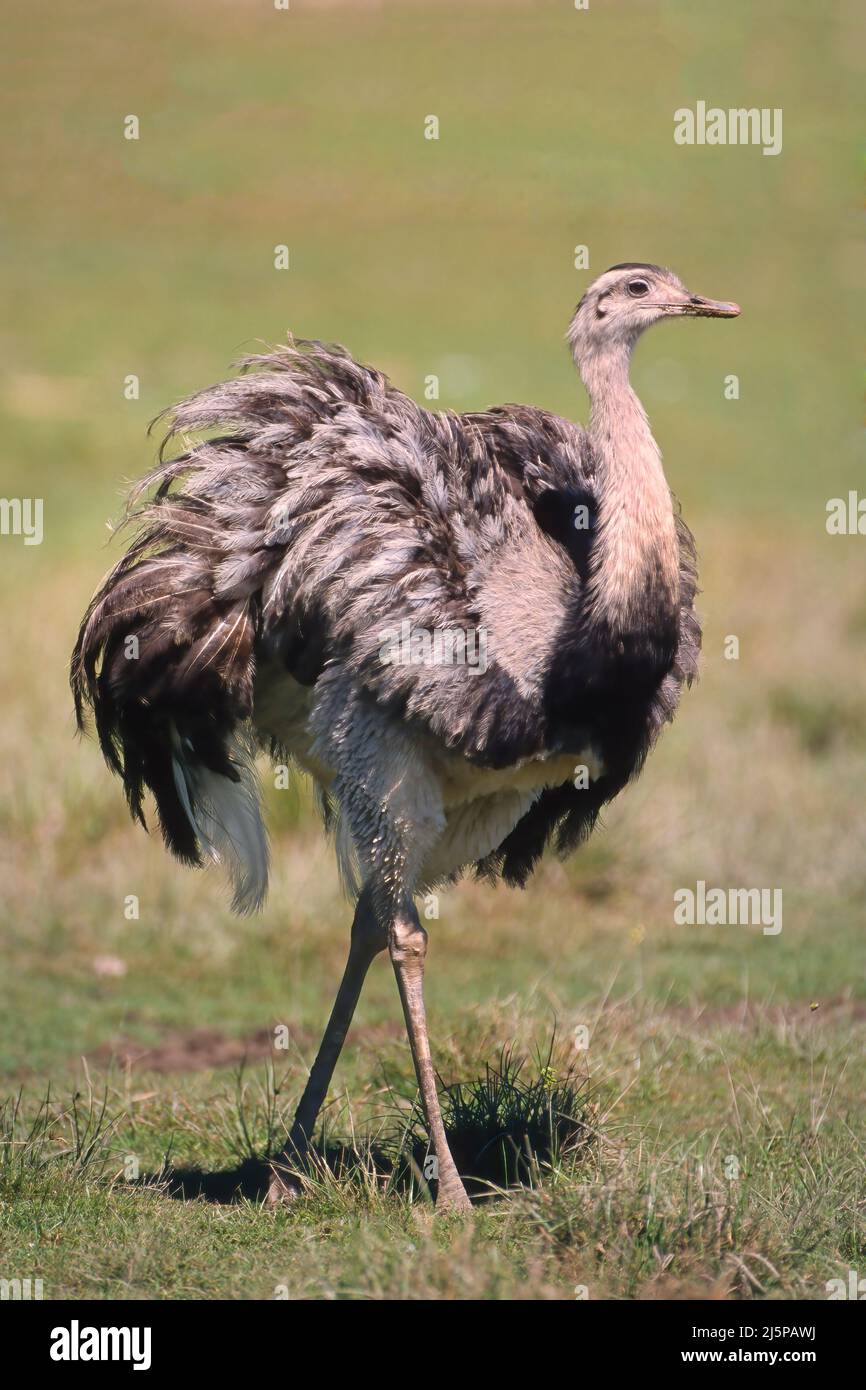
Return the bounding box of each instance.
[1,0,864,1300]
[3,1014,863,1299]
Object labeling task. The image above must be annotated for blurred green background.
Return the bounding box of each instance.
[1,0,862,535]
[0,0,864,1299]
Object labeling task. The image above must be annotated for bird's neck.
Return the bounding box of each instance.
[581,351,680,648]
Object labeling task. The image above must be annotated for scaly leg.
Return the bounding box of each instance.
[268,885,386,1203]
[389,905,471,1213]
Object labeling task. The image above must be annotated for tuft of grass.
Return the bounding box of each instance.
[0,1081,118,1193]
[396,1044,596,1201]
[212,1060,286,1164]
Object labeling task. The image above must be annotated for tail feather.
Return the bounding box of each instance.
[170,726,268,914]
[70,478,273,910]
[71,338,394,908]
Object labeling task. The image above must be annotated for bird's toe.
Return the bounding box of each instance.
[266,1165,305,1208]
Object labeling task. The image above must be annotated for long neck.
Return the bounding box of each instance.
[580,347,680,643]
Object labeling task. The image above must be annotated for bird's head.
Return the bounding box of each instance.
[568,263,740,370]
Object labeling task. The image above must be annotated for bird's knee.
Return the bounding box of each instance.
[388,915,428,968]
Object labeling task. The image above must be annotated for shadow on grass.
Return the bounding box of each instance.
[144,1142,396,1205]
[140,1045,595,1206]
[149,1156,272,1204]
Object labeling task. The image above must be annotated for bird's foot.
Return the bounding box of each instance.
[435,1175,473,1215]
[266,1159,306,1207]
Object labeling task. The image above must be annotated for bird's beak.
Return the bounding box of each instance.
[678,294,741,318]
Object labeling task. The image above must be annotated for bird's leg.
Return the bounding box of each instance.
[388,906,472,1214]
[268,885,386,1204]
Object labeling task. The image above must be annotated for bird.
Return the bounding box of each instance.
[71,262,739,1212]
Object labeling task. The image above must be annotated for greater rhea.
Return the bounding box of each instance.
[72,263,739,1210]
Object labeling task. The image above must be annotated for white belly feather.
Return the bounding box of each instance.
[252,665,604,888]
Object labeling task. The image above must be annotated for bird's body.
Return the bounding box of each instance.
[72,340,698,902]
[72,263,738,1209]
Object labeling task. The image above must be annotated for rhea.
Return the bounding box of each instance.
[72,263,739,1211]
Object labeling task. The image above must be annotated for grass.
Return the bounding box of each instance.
[1,0,864,1300]
[2,1013,863,1299]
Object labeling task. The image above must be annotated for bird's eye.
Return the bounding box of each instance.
[627,279,650,298]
